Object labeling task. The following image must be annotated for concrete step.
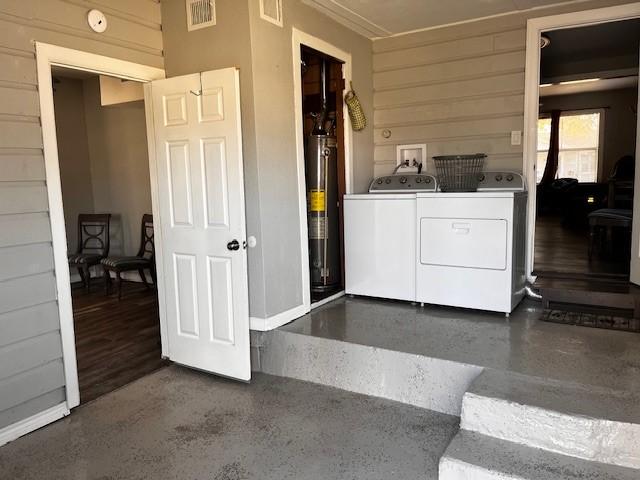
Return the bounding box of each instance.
[253,328,483,416]
[461,369,640,469]
[439,430,639,480]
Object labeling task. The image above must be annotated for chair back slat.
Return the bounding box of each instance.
[138,214,155,260]
[77,214,111,257]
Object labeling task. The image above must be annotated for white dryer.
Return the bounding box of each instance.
[416,172,527,314]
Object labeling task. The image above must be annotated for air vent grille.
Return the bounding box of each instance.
[186,0,216,31]
[260,0,283,27]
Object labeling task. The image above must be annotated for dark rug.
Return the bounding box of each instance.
[541,309,640,333]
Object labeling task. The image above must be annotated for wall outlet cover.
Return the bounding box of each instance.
[396,143,427,166]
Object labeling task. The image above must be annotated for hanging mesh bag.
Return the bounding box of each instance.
[344,82,367,131]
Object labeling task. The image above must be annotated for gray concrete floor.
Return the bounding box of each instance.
[282,297,640,392]
[0,366,458,480]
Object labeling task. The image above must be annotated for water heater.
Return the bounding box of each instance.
[306,134,341,291]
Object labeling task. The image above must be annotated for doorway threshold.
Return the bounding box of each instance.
[534,275,640,319]
[311,289,345,310]
[533,269,629,284]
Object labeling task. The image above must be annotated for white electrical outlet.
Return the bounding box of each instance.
[511,130,522,146]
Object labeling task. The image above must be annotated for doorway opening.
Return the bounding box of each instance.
[51,66,166,404]
[522,8,640,319]
[300,46,347,305]
[534,19,639,284]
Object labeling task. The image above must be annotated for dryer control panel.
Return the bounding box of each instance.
[476,171,525,191]
[369,174,437,193]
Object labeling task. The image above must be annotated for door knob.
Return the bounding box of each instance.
[227,239,240,251]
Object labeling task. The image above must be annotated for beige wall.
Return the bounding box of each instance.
[82,77,152,257]
[371,0,636,178]
[246,0,373,316]
[541,88,638,181]
[161,0,267,315]
[53,77,94,254]
[161,0,373,318]
[0,0,162,431]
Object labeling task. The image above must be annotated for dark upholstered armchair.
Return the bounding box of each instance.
[101,214,155,300]
[68,214,111,293]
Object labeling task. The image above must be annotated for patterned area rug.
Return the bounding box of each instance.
[541,309,640,333]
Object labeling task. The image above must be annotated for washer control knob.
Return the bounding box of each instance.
[385,178,392,184]
[478,174,485,182]
[425,177,431,184]
[400,176,408,184]
[495,174,503,182]
[377,179,383,184]
[416,177,422,183]
[506,174,514,182]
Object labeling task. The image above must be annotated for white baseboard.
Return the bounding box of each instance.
[311,290,345,310]
[250,303,309,331]
[0,403,69,447]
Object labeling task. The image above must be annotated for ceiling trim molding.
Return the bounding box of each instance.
[375,0,599,39]
[301,0,392,37]
[305,0,602,40]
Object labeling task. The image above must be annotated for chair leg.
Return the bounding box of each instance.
[103,266,111,295]
[139,268,150,290]
[77,267,85,288]
[116,271,123,301]
[149,263,157,287]
[84,265,91,294]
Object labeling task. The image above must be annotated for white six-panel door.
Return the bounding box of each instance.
[150,68,250,380]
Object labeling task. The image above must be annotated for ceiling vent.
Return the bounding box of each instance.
[186,0,216,31]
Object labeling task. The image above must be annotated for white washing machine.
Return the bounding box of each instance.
[344,172,437,302]
[416,172,527,314]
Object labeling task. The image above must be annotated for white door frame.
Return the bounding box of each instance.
[523,2,640,282]
[292,28,353,313]
[35,42,165,410]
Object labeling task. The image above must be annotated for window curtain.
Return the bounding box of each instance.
[540,109,561,185]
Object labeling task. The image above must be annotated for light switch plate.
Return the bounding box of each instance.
[511,130,522,146]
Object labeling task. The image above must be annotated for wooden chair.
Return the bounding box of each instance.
[607,155,634,209]
[101,214,155,300]
[68,214,111,293]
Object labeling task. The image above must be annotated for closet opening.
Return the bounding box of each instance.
[301,46,347,305]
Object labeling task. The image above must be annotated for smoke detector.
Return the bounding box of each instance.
[87,9,107,33]
[186,0,216,31]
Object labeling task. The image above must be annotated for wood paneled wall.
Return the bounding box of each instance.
[0,0,162,431]
[371,0,633,177]
[372,17,527,176]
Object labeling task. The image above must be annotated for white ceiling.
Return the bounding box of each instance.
[303,0,577,38]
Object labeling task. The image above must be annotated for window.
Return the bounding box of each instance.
[537,111,603,183]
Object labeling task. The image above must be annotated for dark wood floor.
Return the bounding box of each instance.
[72,282,168,404]
[534,214,629,277]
